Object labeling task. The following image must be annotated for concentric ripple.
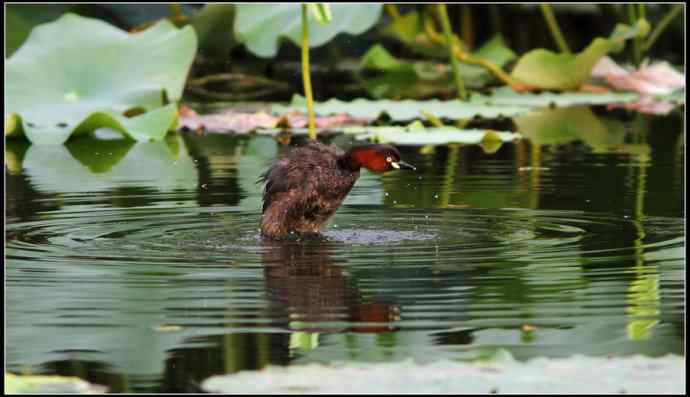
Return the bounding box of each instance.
[6,206,683,267]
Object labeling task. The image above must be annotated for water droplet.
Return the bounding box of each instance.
[384,192,389,196]
[434,194,439,199]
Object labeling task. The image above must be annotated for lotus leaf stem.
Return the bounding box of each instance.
[437,4,467,100]
[301,4,317,140]
[423,16,532,93]
[643,4,683,52]
[540,4,571,54]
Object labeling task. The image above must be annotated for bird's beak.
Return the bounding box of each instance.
[392,161,416,171]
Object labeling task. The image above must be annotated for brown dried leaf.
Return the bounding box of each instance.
[178,107,372,134]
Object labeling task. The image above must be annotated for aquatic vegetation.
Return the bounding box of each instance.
[358,36,516,98]
[201,355,685,394]
[272,95,531,121]
[510,19,650,90]
[5,373,106,394]
[5,13,196,144]
[344,126,521,146]
[178,105,370,134]
[233,4,382,58]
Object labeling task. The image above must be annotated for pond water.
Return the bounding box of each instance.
[5,107,685,392]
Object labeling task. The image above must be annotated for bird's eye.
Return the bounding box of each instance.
[386,156,392,162]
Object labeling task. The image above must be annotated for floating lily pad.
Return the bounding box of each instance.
[510,20,650,90]
[5,373,107,394]
[234,4,382,58]
[477,87,640,107]
[201,355,685,394]
[272,95,532,121]
[5,13,197,144]
[342,126,521,146]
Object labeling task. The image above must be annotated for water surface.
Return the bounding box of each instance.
[5,109,685,392]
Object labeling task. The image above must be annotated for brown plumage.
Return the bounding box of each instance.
[259,141,415,238]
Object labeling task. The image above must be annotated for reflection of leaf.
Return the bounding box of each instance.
[513,106,627,150]
[289,332,320,353]
[626,273,660,341]
[4,139,30,174]
[234,4,381,58]
[273,95,531,121]
[65,135,136,173]
[21,133,197,194]
[237,136,278,210]
[5,14,197,144]
[510,20,650,90]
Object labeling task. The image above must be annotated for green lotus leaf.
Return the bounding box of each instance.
[308,3,333,25]
[234,4,382,58]
[5,4,78,58]
[358,36,516,98]
[192,4,238,58]
[510,19,650,90]
[5,13,197,144]
[381,10,461,59]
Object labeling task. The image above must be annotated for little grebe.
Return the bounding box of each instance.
[259,141,415,238]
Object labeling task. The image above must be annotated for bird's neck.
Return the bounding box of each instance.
[337,149,364,172]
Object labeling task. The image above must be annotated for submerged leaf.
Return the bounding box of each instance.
[5,13,197,144]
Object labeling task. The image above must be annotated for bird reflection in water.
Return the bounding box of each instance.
[261,237,400,335]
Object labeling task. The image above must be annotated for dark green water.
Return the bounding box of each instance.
[5,108,685,392]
